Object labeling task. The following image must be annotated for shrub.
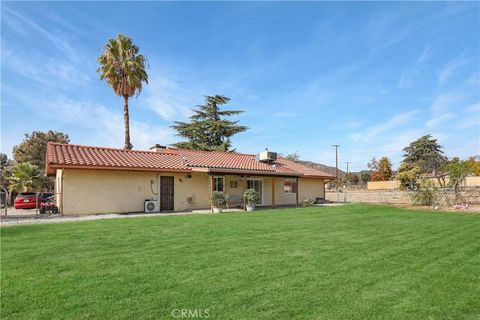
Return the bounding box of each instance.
[243,188,260,205]
[302,198,315,207]
[411,179,437,206]
[396,163,421,190]
[209,191,226,207]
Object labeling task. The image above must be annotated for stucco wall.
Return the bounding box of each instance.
[62,170,211,215]
[60,169,326,215]
[174,172,211,211]
[62,169,157,215]
[299,178,326,202]
[221,176,324,206]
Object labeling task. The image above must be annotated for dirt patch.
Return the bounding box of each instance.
[392,203,480,214]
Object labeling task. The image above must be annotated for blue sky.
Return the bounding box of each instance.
[1,2,479,171]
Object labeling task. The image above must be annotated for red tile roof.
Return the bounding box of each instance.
[45,142,335,179]
[45,143,190,175]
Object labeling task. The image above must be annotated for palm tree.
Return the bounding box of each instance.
[8,163,40,193]
[97,34,148,150]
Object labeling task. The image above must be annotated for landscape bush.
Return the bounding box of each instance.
[411,179,437,206]
[302,197,315,207]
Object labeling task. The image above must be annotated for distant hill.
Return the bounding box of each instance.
[297,160,345,176]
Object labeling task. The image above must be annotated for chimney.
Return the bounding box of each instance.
[149,144,167,152]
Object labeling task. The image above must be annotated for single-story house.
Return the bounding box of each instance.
[45,142,335,215]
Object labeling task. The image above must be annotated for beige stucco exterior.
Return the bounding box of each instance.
[57,169,326,215]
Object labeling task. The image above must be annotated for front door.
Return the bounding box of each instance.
[160,176,174,211]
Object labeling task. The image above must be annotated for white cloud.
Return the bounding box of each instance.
[426,113,454,128]
[93,106,177,149]
[379,130,421,154]
[417,46,431,64]
[2,49,90,89]
[437,56,467,84]
[430,93,463,113]
[350,110,419,142]
[457,117,479,129]
[397,47,431,89]
[4,7,82,63]
[398,71,414,89]
[465,103,480,114]
[273,111,300,118]
[6,90,177,150]
[143,72,196,121]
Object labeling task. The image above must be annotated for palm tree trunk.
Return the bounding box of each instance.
[123,95,131,150]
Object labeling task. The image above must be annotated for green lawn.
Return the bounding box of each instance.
[1,205,479,320]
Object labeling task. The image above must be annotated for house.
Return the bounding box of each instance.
[45,142,335,215]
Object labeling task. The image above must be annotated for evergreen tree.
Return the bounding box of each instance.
[13,130,69,190]
[401,135,447,186]
[171,95,247,151]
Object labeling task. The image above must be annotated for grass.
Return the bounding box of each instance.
[1,204,479,320]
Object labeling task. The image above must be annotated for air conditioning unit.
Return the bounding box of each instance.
[144,199,160,213]
[257,150,277,162]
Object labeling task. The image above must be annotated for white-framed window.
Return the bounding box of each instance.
[284,178,297,193]
[213,176,225,192]
[247,178,263,205]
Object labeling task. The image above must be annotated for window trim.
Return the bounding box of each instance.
[213,176,225,192]
[284,178,298,194]
[247,177,264,205]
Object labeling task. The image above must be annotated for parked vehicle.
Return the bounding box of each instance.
[13,192,54,209]
[40,195,58,214]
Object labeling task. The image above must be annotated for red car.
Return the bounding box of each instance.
[14,192,53,209]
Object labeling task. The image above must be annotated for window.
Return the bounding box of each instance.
[229,180,238,189]
[284,178,297,193]
[247,179,263,204]
[213,177,224,192]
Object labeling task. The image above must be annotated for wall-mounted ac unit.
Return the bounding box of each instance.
[144,199,160,213]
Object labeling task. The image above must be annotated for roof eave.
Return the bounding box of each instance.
[46,164,192,174]
[192,167,302,177]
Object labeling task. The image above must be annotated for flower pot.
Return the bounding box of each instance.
[212,206,222,213]
[246,204,255,212]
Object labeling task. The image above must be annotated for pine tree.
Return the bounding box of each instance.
[402,134,447,187]
[171,95,248,151]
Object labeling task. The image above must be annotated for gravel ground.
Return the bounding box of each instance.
[0,204,345,227]
[0,210,213,227]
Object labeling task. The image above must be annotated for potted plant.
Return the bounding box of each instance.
[243,188,260,212]
[210,191,226,213]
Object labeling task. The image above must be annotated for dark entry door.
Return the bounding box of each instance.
[160,176,174,211]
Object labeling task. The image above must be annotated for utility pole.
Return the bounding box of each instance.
[345,161,351,189]
[332,145,340,201]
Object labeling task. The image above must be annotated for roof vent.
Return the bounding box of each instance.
[150,144,167,152]
[256,149,277,163]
